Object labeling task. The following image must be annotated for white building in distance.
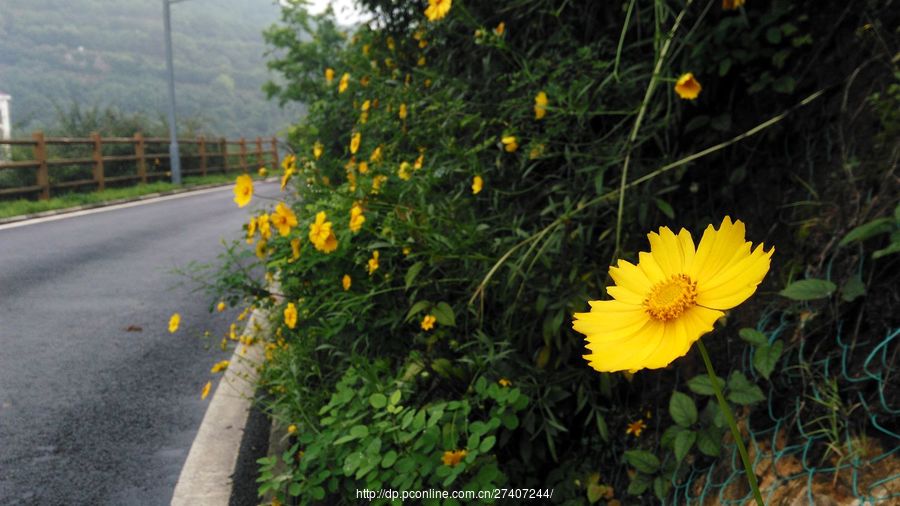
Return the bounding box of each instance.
[0,91,10,158]
[0,91,10,138]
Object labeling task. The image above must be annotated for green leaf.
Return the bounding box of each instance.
[873,241,900,259]
[753,340,784,380]
[587,482,604,503]
[381,450,398,468]
[653,476,671,501]
[727,371,766,405]
[432,302,456,327]
[624,450,660,474]
[772,76,796,94]
[289,482,302,496]
[654,198,675,219]
[405,300,431,321]
[669,391,698,428]
[479,435,496,452]
[389,390,402,406]
[838,217,893,246]
[333,434,356,445]
[595,413,609,442]
[660,425,684,449]
[718,58,732,76]
[627,473,652,496]
[779,279,836,300]
[469,421,488,437]
[765,27,783,44]
[687,374,725,396]
[369,393,387,409]
[310,487,326,500]
[404,261,425,289]
[674,430,696,463]
[739,328,768,346]
[349,425,369,438]
[431,358,453,378]
[696,428,722,456]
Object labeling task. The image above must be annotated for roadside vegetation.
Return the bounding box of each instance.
[0,174,246,220]
[201,1,899,504]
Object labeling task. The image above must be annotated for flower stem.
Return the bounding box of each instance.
[696,338,764,506]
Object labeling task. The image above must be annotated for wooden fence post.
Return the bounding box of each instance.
[134,132,147,183]
[91,132,105,191]
[198,136,207,177]
[33,131,49,200]
[239,137,247,173]
[255,137,263,169]
[271,137,279,170]
[220,138,228,173]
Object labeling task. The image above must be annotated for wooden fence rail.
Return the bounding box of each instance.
[0,132,279,200]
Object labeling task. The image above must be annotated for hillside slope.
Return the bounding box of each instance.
[0,0,298,137]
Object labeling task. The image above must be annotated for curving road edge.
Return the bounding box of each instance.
[171,307,268,505]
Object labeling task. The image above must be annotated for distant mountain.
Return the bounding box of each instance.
[0,0,299,138]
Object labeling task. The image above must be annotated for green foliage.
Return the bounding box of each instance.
[203,0,900,503]
[257,359,528,504]
[779,278,837,300]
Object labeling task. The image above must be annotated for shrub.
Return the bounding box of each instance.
[207,1,899,504]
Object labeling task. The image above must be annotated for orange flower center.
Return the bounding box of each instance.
[644,274,697,321]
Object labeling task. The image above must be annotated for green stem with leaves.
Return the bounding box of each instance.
[696,338,764,506]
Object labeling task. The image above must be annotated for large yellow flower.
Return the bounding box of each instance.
[424,0,452,21]
[338,72,350,93]
[573,217,773,373]
[233,174,253,207]
[270,202,298,237]
[350,132,361,154]
[325,67,335,84]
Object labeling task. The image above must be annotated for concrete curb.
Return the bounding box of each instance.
[0,177,278,226]
[171,307,270,505]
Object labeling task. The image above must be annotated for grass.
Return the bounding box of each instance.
[0,173,253,220]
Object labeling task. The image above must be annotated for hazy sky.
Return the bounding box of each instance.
[302,0,369,25]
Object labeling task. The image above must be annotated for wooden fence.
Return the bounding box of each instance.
[0,132,279,200]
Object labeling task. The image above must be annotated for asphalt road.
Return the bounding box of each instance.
[0,181,278,505]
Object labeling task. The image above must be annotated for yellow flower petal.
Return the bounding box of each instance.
[637,251,666,284]
[608,259,654,300]
[584,319,665,372]
[648,226,687,277]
